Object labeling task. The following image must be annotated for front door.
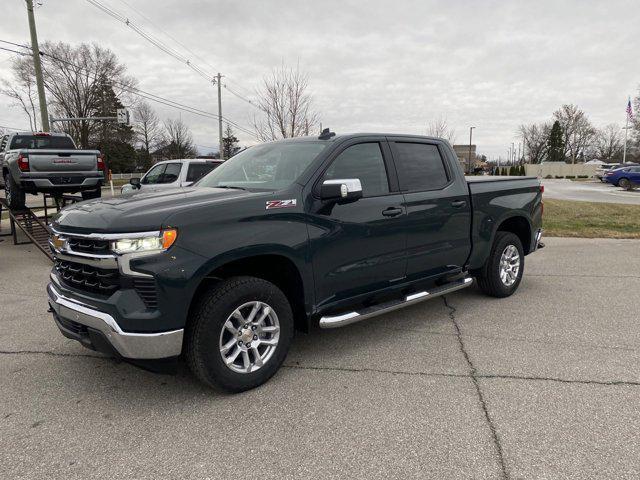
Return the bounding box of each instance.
[307,140,407,309]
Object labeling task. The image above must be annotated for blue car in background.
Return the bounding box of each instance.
[604,165,640,189]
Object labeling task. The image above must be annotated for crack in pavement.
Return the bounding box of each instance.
[443,295,509,480]
[283,363,640,387]
[526,273,640,279]
[0,349,104,359]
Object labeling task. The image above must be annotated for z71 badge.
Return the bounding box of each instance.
[265,199,297,210]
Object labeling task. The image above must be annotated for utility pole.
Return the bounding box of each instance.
[468,126,475,174]
[215,73,224,160]
[26,0,49,132]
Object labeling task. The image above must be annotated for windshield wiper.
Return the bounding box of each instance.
[216,185,248,191]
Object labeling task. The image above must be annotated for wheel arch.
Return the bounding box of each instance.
[188,250,311,333]
[495,214,532,254]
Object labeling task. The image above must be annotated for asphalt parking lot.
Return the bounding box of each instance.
[1,235,640,479]
[542,178,640,205]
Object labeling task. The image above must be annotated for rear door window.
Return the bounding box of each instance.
[186,163,217,182]
[160,163,182,183]
[392,143,449,191]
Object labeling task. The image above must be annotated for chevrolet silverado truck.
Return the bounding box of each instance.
[47,131,543,392]
[0,132,105,209]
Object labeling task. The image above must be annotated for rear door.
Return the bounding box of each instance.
[388,138,472,281]
[183,162,218,186]
[307,139,407,308]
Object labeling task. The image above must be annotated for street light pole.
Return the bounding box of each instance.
[25,0,49,132]
[468,126,475,174]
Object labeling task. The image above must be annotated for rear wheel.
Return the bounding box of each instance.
[4,173,26,210]
[81,187,102,201]
[186,276,294,392]
[618,178,630,189]
[475,231,524,298]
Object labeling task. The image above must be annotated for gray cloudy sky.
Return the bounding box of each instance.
[1,0,638,158]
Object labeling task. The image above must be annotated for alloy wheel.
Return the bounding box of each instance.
[499,244,520,286]
[218,301,280,374]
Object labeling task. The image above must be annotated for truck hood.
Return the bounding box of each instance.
[52,187,252,233]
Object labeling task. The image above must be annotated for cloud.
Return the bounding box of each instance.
[0,0,637,158]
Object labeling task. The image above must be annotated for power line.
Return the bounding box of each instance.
[0,39,30,49]
[36,49,255,136]
[84,1,259,113]
[114,0,220,74]
[0,46,30,56]
[85,0,214,82]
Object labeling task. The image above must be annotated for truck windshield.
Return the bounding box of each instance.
[10,135,75,150]
[197,141,327,191]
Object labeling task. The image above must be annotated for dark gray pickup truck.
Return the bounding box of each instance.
[1,132,105,209]
[47,131,543,392]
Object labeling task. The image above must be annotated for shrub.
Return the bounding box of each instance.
[578,175,588,178]
[545,174,553,179]
[565,175,575,179]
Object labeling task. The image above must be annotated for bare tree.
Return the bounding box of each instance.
[8,42,137,148]
[517,122,551,164]
[553,104,596,163]
[426,116,457,144]
[252,65,319,141]
[162,118,197,159]
[591,124,623,162]
[1,58,39,131]
[133,101,162,154]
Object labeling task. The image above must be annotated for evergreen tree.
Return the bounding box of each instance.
[91,80,137,172]
[222,124,240,159]
[547,120,565,162]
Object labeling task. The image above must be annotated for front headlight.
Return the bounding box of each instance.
[111,229,178,254]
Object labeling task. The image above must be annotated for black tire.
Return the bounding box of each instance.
[618,178,630,189]
[81,187,102,201]
[4,173,26,210]
[185,276,294,392]
[475,231,525,298]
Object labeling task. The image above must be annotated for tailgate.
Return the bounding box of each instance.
[27,150,98,173]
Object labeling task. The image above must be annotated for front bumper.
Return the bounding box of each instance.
[47,283,183,359]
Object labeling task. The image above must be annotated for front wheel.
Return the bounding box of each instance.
[475,231,525,298]
[185,276,294,392]
[4,173,26,210]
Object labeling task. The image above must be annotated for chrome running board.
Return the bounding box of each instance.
[319,277,473,329]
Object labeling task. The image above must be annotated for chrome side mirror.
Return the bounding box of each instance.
[320,179,363,202]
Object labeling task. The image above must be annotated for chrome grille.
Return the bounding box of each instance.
[66,237,111,254]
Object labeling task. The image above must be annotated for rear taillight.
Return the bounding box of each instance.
[540,185,544,194]
[97,153,106,172]
[17,153,29,172]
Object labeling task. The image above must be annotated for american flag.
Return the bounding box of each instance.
[627,99,633,119]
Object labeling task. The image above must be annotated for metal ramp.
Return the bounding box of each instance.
[0,195,81,262]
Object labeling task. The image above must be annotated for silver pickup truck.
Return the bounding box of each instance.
[0,132,105,209]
